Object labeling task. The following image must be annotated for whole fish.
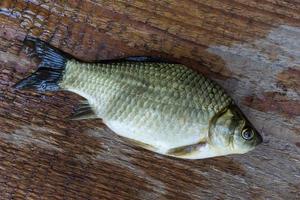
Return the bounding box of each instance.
[15,37,262,159]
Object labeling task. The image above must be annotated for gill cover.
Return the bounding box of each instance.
[209,104,263,153]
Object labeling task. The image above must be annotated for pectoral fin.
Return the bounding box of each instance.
[167,141,207,157]
[69,101,98,120]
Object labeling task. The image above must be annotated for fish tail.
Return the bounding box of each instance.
[14,36,71,92]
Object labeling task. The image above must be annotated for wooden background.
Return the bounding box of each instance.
[0,0,300,199]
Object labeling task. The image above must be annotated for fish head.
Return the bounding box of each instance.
[209,104,263,155]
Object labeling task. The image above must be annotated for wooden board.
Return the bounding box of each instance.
[0,0,300,199]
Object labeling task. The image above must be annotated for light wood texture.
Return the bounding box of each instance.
[0,0,299,199]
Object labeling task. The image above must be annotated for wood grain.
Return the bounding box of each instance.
[0,0,300,199]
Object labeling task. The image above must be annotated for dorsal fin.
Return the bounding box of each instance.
[69,101,98,120]
[96,56,178,64]
[123,56,177,63]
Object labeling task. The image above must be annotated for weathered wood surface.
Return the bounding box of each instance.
[0,0,300,199]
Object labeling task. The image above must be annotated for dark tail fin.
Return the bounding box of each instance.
[14,36,70,92]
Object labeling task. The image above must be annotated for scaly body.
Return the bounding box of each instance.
[15,37,263,159]
[60,60,232,156]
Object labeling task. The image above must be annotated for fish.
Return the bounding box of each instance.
[14,37,263,159]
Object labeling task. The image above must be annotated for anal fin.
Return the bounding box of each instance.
[69,101,98,120]
[125,138,156,152]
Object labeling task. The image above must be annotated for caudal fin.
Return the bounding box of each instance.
[14,36,70,92]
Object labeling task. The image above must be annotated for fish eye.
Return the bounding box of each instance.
[241,128,254,140]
